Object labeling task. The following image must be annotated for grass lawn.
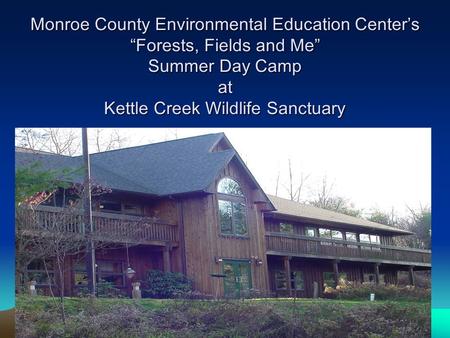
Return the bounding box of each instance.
[16,294,430,318]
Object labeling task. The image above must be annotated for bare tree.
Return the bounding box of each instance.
[91,128,128,153]
[16,128,80,155]
[16,128,128,155]
[309,176,362,217]
[313,176,335,208]
[282,159,310,202]
[274,171,280,196]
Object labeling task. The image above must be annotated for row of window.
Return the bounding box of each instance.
[279,222,381,247]
[274,270,385,291]
[43,189,146,216]
[26,259,126,287]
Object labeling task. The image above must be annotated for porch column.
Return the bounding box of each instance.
[163,243,171,273]
[408,266,416,286]
[374,263,381,285]
[332,260,339,288]
[283,256,292,297]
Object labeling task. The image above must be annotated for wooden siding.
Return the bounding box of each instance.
[181,158,269,297]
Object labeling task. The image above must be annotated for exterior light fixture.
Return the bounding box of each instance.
[214,256,223,264]
[251,256,263,265]
[126,266,136,279]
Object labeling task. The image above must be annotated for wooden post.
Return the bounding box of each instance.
[313,281,319,298]
[332,260,339,288]
[132,282,142,299]
[28,281,37,296]
[374,263,380,285]
[408,266,415,286]
[163,243,171,272]
[284,256,292,297]
[82,128,96,296]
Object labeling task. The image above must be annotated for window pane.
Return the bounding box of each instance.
[319,228,332,245]
[280,222,293,233]
[370,235,380,244]
[305,227,316,237]
[319,228,331,238]
[238,264,251,293]
[275,271,287,290]
[346,232,357,241]
[217,178,244,196]
[219,200,233,234]
[292,271,304,290]
[346,232,358,248]
[331,230,343,240]
[233,202,248,236]
[360,234,370,242]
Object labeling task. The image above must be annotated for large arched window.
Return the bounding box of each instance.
[217,178,248,236]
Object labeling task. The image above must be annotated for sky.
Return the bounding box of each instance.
[91,128,431,216]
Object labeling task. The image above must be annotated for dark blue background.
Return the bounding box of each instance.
[1,1,449,308]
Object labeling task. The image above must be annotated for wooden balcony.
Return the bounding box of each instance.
[18,205,179,246]
[265,232,431,267]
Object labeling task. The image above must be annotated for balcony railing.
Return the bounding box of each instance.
[18,205,179,245]
[265,232,431,266]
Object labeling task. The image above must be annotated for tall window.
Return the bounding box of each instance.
[217,178,248,236]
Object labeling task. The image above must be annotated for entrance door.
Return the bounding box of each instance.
[222,259,252,298]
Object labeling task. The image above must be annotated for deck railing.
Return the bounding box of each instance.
[265,232,431,266]
[18,205,179,245]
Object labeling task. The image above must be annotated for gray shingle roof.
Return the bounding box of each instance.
[15,133,235,196]
[267,195,412,235]
[16,133,409,236]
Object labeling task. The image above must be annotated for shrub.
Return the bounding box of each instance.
[16,297,430,337]
[142,270,193,299]
[76,279,125,298]
[325,282,431,301]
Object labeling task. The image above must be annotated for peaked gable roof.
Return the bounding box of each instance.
[267,195,412,235]
[15,133,272,207]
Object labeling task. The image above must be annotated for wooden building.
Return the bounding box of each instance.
[16,133,431,298]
